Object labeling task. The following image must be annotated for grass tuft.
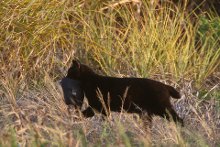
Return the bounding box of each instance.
[0,0,219,146]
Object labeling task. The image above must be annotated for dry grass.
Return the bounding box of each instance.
[0,76,219,146]
[0,0,220,146]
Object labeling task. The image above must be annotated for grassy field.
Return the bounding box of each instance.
[0,0,220,146]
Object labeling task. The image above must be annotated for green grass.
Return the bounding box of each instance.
[0,0,220,146]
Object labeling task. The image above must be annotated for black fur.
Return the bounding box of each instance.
[60,77,84,107]
[65,60,183,126]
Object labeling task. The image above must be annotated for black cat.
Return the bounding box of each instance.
[62,60,183,126]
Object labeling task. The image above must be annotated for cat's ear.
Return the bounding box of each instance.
[72,59,80,69]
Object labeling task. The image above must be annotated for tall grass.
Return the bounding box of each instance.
[1,0,219,83]
[0,0,220,146]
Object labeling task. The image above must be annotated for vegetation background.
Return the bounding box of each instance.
[0,0,219,146]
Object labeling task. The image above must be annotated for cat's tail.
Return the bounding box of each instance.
[167,85,181,99]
